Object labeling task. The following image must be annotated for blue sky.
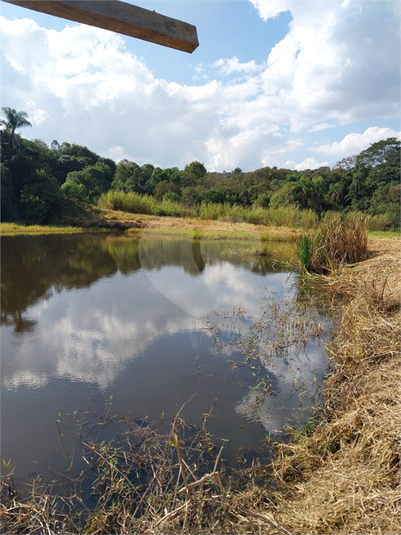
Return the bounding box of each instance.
[1,0,400,172]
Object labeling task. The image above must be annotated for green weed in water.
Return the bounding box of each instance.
[297,234,314,273]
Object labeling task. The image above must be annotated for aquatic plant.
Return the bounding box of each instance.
[0,402,277,534]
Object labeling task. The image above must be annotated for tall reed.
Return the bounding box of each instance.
[99,191,320,229]
[297,211,368,273]
[98,191,193,217]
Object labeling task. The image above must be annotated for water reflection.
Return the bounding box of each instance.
[1,234,327,478]
[235,337,326,432]
[2,235,292,391]
[1,235,289,333]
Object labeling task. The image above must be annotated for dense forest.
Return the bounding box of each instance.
[1,107,400,229]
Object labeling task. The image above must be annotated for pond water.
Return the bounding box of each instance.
[1,233,329,481]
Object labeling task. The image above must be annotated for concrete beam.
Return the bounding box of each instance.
[2,0,199,53]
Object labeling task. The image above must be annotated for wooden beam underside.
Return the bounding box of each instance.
[2,0,199,53]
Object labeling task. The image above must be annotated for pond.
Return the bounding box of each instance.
[1,232,330,483]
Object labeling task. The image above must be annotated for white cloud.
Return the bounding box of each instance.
[310,123,335,132]
[272,139,303,154]
[314,127,401,157]
[213,56,264,75]
[0,0,399,171]
[260,139,303,167]
[257,0,399,126]
[284,160,297,169]
[249,0,293,21]
[2,259,292,391]
[294,157,330,171]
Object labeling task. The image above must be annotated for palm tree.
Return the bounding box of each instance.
[1,107,32,147]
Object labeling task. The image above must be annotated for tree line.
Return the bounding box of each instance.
[1,107,400,229]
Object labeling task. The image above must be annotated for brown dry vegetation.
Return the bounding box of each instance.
[245,236,401,535]
[1,237,400,534]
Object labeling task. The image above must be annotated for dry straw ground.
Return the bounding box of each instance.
[1,236,400,534]
[255,236,400,535]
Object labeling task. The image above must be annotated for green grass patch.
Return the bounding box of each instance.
[0,223,85,236]
[368,230,401,238]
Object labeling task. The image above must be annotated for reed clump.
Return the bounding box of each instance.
[99,191,318,229]
[98,191,192,218]
[297,211,368,273]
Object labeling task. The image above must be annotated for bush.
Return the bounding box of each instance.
[268,206,317,228]
[163,191,181,204]
[98,191,194,218]
[98,191,157,214]
[253,192,271,209]
[20,186,46,224]
[369,205,400,231]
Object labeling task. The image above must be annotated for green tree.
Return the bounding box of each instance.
[1,107,32,147]
[184,161,207,180]
[61,180,88,205]
[140,164,154,184]
[111,160,146,193]
[357,137,400,170]
[1,134,64,222]
[181,186,203,206]
[253,192,271,209]
[163,191,181,203]
[345,163,369,211]
[154,180,181,200]
[232,167,243,175]
[144,167,169,194]
[291,177,314,209]
[269,183,294,209]
[49,154,86,184]
[58,142,99,165]
[65,165,109,203]
[327,181,345,208]
[97,157,117,185]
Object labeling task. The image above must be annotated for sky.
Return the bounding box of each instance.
[1,0,400,172]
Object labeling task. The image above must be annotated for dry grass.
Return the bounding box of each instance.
[242,236,401,534]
